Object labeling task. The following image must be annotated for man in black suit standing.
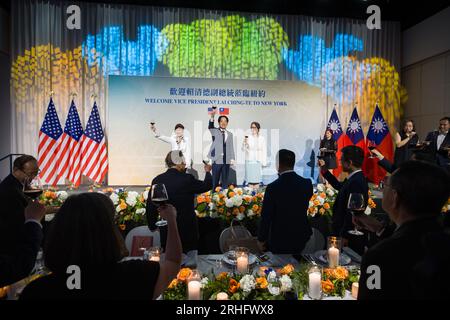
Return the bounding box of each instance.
[0,200,45,287]
[319,145,369,238]
[207,108,236,189]
[257,149,313,254]
[0,155,40,255]
[424,116,450,170]
[147,151,212,256]
[358,161,450,300]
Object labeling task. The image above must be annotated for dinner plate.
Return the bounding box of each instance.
[314,250,352,266]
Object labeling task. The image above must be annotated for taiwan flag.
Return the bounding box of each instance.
[326,108,344,178]
[364,105,394,184]
[342,107,366,151]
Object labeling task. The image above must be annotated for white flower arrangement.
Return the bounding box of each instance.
[56,191,69,201]
[239,275,256,293]
[279,275,292,292]
[110,193,119,205]
[268,284,280,296]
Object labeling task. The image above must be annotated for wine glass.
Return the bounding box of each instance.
[367,140,377,158]
[151,183,169,227]
[347,193,365,236]
[23,175,43,201]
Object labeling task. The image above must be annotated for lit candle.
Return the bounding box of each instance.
[351,282,359,299]
[236,255,249,274]
[188,280,202,300]
[308,272,322,300]
[216,292,229,300]
[328,246,340,268]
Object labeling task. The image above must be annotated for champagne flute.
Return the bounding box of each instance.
[23,175,43,200]
[367,141,377,158]
[151,183,169,227]
[347,193,365,236]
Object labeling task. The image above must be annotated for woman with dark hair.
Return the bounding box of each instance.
[394,119,419,167]
[151,122,192,169]
[319,129,338,172]
[242,122,267,189]
[20,193,182,300]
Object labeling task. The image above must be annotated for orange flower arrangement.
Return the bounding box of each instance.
[168,279,179,289]
[256,277,268,289]
[280,264,295,275]
[177,268,192,282]
[322,279,335,294]
[229,279,240,293]
[216,272,228,281]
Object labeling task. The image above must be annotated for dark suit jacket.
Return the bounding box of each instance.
[358,216,449,300]
[208,119,235,164]
[323,170,369,237]
[425,131,450,167]
[377,158,396,174]
[146,168,212,252]
[0,174,28,255]
[0,221,43,287]
[257,171,313,254]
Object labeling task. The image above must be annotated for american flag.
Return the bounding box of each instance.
[80,102,108,184]
[55,100,84,187]
[38,98,63,186]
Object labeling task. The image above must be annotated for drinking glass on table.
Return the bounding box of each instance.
[150,183,169,227]
[347,193,366,236]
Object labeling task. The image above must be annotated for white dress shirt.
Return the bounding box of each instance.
[242,135,267,166]
[437,131,448,150]
[154,132,192,167]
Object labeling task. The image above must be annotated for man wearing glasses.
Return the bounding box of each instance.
[0,155,41,255]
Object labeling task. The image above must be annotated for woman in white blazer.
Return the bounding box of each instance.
[151,123,192,169]
[242,122,267,189]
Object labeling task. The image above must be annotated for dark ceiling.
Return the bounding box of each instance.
[1,0,449,30]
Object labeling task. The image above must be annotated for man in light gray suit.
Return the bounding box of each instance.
[208,107,236,189]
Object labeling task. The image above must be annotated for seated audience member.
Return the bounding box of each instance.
[20,193,182,300]
[257,149,313,254]
[147,151,212,257]
[0,201,45,287]
[358,161,450,300]
[319,146,368,237]
[0,155,39,255]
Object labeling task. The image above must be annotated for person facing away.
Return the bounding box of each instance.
[318,145,369,237]
[0,155,40,255]
[424,116,450,169]
[0,201,45,287]
[242,121,267,190]
[393,119,419,167]
[358,161,450,300]
[20,193,182,300]
[207,108,236,189]
[147,151,212,254]
[257,149,313,254]
[151,122,192,169]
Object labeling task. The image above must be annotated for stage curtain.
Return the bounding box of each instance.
[10,0,402,156]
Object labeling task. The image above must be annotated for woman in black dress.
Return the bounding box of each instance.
[20,193,182,300]
[319,129,338,172]
[394,119,419,167]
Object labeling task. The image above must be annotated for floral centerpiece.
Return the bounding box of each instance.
[321,266,359,298]
[195,185,264,224]
[38,189,68,207]
[442,197,450,213]
[109,188,148,232]
[164,264,310,300]
[307,184,337,219]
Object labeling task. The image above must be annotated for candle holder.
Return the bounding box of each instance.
[187,269,202,300]
[148,247,161,262]
[327,236,341,268]
[308,265,322,300]
[235,247,249,274]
